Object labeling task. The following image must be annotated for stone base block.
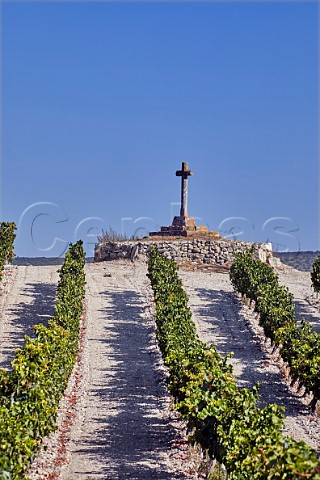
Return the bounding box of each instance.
[150,215,212,237]
[171,215,196,228]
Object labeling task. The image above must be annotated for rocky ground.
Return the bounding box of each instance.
[0,252,319,478]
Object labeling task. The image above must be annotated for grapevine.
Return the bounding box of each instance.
[311,256,320,294]
[0,222,16,283]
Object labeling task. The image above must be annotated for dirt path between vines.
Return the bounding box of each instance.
[277,266,320,334]
[0,264,58,370]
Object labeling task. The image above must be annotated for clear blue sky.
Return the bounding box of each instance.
[2,1,319,257]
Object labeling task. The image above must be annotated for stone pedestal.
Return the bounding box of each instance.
[149,215,212,237]
[171,215,196,228]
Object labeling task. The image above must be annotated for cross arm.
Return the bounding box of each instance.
[176,169,193,177]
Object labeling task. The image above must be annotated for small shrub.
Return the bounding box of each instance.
[96,226,142,244]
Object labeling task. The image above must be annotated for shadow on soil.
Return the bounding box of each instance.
[74,289,187,480]
[194,287,315,417]
[13,258,64,266]
[0,282,56,370]
[294,300,320,334]
[12,257,94,266]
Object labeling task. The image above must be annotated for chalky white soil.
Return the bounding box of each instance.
[277,265,320,334]
[0,258,319,480]
[0,263,58,370]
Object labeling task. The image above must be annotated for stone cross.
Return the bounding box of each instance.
[176,162,193,217]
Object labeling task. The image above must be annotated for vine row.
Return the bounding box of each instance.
[230,249,320,412]
[0,240,85,479]
[0,222,16,282]
[147,246,320,480]
[311,256,320,295]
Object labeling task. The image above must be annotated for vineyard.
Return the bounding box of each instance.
[148,248,320,479]
[0,225,319,479]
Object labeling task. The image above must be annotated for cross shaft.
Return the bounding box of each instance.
[176,162,193,217]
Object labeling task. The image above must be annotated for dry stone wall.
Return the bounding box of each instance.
[94,239,279,266]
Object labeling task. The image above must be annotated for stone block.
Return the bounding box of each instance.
[258,249,267,263]
[267,256,282,268]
